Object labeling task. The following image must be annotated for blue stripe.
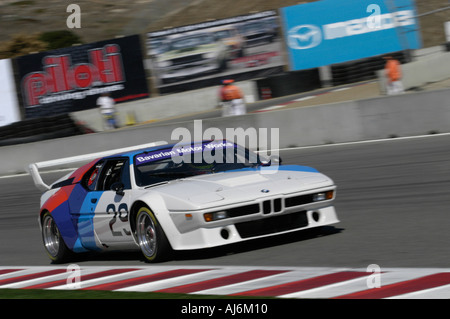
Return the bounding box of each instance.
[76,191,104,251]
[223,164,319,174]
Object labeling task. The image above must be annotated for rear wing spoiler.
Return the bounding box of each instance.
[29,141,168,192]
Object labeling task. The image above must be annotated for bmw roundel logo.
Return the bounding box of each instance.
[261,189,270,193]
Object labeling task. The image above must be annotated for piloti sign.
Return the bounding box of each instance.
[22,44,124,107]
[15,35,149,119]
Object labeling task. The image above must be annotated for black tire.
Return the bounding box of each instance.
[41,212,72,263]
[135,206,172,263]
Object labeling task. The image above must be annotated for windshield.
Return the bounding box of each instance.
[169,34,214,50]
[134,141,263,187]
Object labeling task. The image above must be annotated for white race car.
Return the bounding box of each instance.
[30,140,339,263]
[154,33,228,84]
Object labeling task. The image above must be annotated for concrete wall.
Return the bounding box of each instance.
[71,80,258,132]
[377,51,450,94]
[73,47,448,131]
[1,87,449,176]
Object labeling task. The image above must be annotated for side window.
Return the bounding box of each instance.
[82,161,105,191]
[97,158,130,191]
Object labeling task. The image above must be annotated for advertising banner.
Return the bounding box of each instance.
[146,10,286,94]
[0,59,21,127]
[16,35,149,119]
[281,0,422,71]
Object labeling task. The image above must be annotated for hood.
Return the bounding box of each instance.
[148,165,334,211]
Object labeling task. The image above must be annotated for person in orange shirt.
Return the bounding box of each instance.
[219,79,246,116]
[384,56,404,95]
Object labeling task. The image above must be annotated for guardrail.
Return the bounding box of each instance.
[332,52,407,86]
[0,114,93,147]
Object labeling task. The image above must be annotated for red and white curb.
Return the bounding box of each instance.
[1,266,450,299]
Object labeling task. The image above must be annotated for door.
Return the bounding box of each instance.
[79,158,135,249]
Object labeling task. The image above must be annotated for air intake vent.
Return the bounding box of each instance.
[274,198,282,212]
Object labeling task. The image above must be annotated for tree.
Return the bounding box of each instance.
[0,34,47,59]
[0,30,83,59]
[39,30,82,50]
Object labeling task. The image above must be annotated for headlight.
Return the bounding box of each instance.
[204,211,228,222]
[313,190,334,202]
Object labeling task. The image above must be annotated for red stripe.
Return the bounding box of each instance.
[114,93,149,103]
[156,270,288,294]
[70,159,100,183]
[334,272,450,299]
[0,269,67,286]
[0,269,23,276]
[83,269,211,291]
[23,268,140,289]
[233,271,369,297]
[41,185,74,213]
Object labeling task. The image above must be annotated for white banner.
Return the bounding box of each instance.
[0,59,20,127]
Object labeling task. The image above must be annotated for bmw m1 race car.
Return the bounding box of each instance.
[30,140,339,263]
[154,32,228,84]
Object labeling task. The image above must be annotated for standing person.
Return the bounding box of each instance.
[384,56,404,95]
[96,92,118,130]
[219,79,246,116]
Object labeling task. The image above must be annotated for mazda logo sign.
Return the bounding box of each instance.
[288,24,322,50]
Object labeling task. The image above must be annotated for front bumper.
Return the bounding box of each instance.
[167,188,339,250]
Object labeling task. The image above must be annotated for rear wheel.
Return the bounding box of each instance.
[135,206,172,262]
[41,212,72,263]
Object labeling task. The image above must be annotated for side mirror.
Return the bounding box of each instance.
[111,182,125,196]
[260,155,282,166]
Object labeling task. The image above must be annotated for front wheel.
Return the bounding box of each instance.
[135,206,172,262]
[41,212,72,263]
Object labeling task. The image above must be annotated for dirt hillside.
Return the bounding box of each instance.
[0,0,448,48]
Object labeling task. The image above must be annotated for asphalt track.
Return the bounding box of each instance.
[1,133,450,269]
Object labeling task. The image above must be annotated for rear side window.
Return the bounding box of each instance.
[82,158,130,191]
[82,161,104,191]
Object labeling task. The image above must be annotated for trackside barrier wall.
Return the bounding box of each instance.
[71,81,259,132]
[0,88,449,176]
[72,47,447,133]
[377,51,450,94]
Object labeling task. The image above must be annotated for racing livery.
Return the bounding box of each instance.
[30,141,339,263]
